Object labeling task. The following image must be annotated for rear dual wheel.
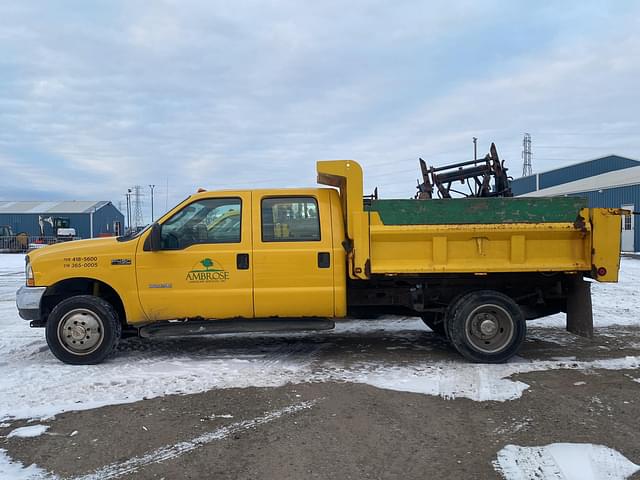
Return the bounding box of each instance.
[445,290,525,363]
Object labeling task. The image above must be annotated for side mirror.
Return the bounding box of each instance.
[145,223,162,251]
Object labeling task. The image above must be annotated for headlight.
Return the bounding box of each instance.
[25,257,34,287]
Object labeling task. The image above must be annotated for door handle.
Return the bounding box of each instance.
[237,253,249,270]
[318,252,330,268]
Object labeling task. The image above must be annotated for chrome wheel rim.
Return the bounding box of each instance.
[464,304,514,354]
[57,308,104,355]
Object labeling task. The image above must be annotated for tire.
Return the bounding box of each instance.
[420,313,446,336]
[46,295,122,365]
[445,290,525,363]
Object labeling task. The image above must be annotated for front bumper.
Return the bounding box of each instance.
[16,285,46,321]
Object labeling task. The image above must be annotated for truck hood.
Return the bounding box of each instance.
[28,237,127,262]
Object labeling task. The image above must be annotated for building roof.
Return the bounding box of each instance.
[518,154,640,179]
[524,165,640,197]
[0,201,111,214]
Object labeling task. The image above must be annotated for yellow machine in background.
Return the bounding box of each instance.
[17,159,623,365]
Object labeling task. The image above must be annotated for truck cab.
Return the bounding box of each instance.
[136,188,346,321]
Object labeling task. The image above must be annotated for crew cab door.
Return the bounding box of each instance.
[252,190,335,317]
[135,192,253,321]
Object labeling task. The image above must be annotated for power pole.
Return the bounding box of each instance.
[149,184,156,222]
[522,133,532,177]
[126,189,132,232]
[473,137,478,161]
[132,185,144,229]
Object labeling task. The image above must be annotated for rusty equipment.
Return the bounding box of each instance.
[416,143,512,199]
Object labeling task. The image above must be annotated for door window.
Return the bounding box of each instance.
[161,198,241,249]
[261,197,320,242]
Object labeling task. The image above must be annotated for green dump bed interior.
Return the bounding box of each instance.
[366,197,588,225]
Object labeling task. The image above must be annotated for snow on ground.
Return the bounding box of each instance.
[329,355,640,401]
[493,443,640,480]
[0,449,54,479]
[6,425,49,438]
[1,254,640,421]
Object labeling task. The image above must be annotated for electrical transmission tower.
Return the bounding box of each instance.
[522,132,532,177]
[132,185,144,229]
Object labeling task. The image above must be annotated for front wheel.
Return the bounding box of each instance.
[46,295,121,365]
[446,290,525,363]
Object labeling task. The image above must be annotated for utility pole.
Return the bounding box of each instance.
[522,133,532,177]
[149,184,156,222]
[126,189,132,232]
[473,137,478,161]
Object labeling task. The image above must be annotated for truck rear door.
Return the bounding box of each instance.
[252,190,335,317]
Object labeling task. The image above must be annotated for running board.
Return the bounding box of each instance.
[138,318,335,338]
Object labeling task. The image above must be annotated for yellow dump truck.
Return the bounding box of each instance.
[16,160,623,365]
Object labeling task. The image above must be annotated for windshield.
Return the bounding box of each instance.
[117,223,152,242]
[117,196,191,242]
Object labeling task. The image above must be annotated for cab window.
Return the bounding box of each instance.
[261,197,320,242]
[161,198,241,249]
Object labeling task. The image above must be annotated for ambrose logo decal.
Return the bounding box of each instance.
[186,258,230,282]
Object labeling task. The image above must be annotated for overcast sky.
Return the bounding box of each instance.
[1,1,639,221]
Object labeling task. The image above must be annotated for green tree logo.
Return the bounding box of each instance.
[200,258,214,270]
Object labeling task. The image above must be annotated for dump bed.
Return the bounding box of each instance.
[317,160,622,283]
[367,197,610,277]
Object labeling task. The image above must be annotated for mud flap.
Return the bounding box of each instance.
[566,275,593,338]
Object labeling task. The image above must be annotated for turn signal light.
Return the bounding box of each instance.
[597,267,607,277]
[26,262,34,286]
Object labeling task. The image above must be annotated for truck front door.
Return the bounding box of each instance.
[136,193,253,321]
[252,190,335,317]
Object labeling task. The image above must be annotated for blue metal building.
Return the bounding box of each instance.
[512,155,640,252]
[0,201,124,239]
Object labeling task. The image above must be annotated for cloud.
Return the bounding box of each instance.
[0,1,638,218]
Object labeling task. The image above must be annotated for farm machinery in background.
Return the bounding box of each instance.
[28,216,78,250]
[415,143,512,199]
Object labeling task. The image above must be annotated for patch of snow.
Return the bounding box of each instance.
[7,425,48,438]
[494,443,639,480]
[573,381,587,386]
[0,448,54,479]
[327,356,640,402]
